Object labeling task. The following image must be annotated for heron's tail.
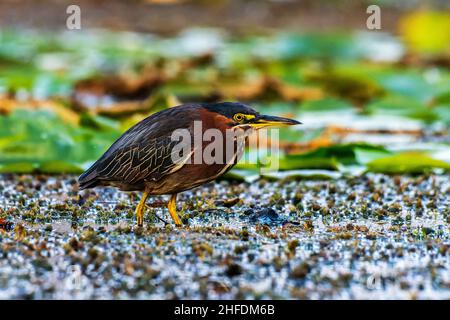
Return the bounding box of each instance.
[78,166,100,190]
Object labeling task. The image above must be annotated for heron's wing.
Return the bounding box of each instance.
[95,136,192,185]
[78,104,198,189]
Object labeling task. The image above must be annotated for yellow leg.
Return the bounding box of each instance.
[168,194,182,227]
[136,189,150,227]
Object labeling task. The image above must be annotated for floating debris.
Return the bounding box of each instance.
[0,173,449,299]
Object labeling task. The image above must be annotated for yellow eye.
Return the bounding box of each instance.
[233,113,245,122]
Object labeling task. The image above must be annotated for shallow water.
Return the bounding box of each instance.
[0,173,448,299]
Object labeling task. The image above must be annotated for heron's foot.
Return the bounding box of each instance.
[168,194,182,227]
[135,189,150,227]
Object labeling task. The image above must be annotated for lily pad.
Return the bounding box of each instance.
[282,143,389,170]
[38,160,84,174]
[367,152,450,173]
[0,162,35,173]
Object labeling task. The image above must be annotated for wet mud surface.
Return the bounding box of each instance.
[0,174,449,299]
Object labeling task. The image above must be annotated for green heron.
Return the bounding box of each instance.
[78,102,300,227]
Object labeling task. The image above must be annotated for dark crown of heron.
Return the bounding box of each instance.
[203,102,258,121]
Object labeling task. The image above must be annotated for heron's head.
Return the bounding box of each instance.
[203,102,301,129]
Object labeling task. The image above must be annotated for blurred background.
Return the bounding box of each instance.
[0,0,449,177]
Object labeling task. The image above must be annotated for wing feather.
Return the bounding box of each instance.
[78,104,199,189]
[99,137,188,185]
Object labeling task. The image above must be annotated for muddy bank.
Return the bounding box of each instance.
[0,173,449,299]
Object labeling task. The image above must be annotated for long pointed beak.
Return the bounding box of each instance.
[248,114,302,129]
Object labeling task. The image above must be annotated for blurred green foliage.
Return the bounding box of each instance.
[0,19,449,176]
